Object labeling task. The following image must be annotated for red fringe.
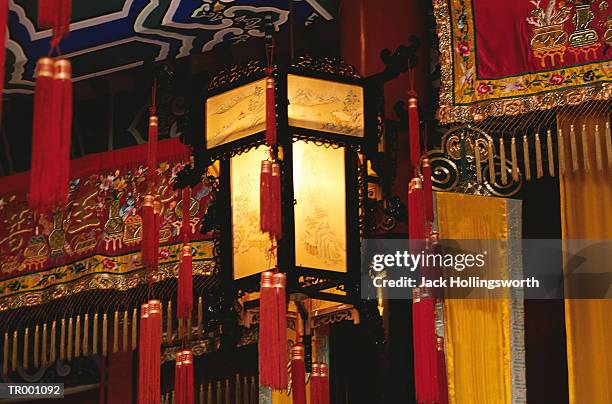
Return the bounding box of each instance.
[260,161,272,234]
[175,350,194,404]
[408,91,421,174]
[273,272,287,390]
[269,163,282,241]
[177,245,193,320]
[290,344,306,404]
[266,77,277,146]
[422,159,434,224]
[0,0,8,125]
[259,272,274,387]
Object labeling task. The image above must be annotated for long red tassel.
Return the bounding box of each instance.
[409,177,439,403]
[177,244,193,320]
[408,91,421,174]
[269,162,282,241]
[38,0,56,29]
[311,363,321,404]
[0,0,8,124]
[266,75,276,146]
[38,0,71,40]
[141,195,156,269]
[55,0,71,40]
[148,109,159,186]
[408,178,425,241]
[145,300,162,404]
[412,297,438,403]
[259,272,275,387]
[422,158,434,224]
[137,303,150,404]
[260,161,272,233]
[29,58,58,213]
[178,187,193,319]
[272,272,287,390]
[291,344,306,404]
[29,58,71,213]
[53,59,72,209]
[175,350,194,404]
[320,363,330,404]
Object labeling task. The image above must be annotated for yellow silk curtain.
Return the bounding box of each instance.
[436,192,520,404]
[558,112,612,404]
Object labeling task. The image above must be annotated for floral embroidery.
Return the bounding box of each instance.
[434,0,612,123]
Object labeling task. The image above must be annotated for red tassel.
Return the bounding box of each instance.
[266,76,276,146]
[143,300,161,404]
[320,363,330,404]
[175,350,194,404]
[260,160,272,233]
[54,59,72,209]
[311,363,322,404]
[408,178,425,242]
[141,195,156,270]
[177,244,193,320]
[259,272,274,387]
[37,0,56,29]
[269,162,282,241]
[38,0,71,40]
[29,58,57,213]
[422,159,434,224]
[55,0,71,40]
[0,0,8,124]
[137,303,150,404]
[408,92,421,174]
[291,344,306,404]
[412,297,438,404]
[29,58,71,213]
[437,337,449,403]
[152,198,161,271]
[409,177,439,403]
[148,110,159,186]
[272,272,287,390]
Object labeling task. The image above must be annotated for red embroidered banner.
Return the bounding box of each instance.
[0,139,215,311]
[435,0,612,123]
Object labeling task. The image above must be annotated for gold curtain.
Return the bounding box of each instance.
[436,192,523,404]
[558,112,612,404]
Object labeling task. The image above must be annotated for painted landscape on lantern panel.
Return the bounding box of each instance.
[206,79,266,149]
[287,75,364,137]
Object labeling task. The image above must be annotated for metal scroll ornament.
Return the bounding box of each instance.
[421,126,522,197]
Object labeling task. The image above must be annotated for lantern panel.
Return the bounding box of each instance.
[231,145,275,280]
[293,140,347,273]
[287,74,364,138]
[206,78,266,149]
